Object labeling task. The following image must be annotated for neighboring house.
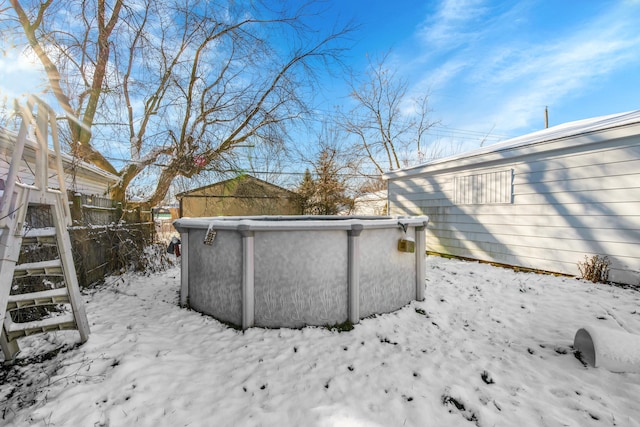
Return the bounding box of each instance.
[176,174,301,217]
[0,126,118,196]
[351,190,388,216]
[1,126,127,287]
[384,110,640,285]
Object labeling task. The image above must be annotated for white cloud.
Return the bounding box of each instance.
[408,0,640,138]
[412,58,467,101]
[485,16,640,132]
[417,0,489,50]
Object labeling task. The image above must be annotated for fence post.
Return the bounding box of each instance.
[115,202,123,221]
[70,192,84,224]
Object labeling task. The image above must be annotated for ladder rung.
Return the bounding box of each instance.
[4,314,76,341]
[27,190,65,207]
[1,99,89,361]
[6,288,70,310]
[13,259,64,277]
[22,227,57,245]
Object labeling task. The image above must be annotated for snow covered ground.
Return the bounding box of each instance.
[2,256,640,426]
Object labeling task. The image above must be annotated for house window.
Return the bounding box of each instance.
[454,169,513,205]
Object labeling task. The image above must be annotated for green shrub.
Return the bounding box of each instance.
[325,321,354,332]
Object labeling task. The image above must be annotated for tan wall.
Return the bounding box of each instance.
[181,195,301,217]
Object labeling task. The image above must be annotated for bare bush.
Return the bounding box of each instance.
[577,255,610,283]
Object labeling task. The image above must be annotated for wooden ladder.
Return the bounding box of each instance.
[0,97,90,362]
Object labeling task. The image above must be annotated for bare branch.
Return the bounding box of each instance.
[340,50,436,175]
[7,0,353,206]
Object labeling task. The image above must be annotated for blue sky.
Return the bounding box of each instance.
[2,0,640,155]
[320,0,640,149]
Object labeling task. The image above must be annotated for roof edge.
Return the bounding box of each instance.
[0,126,119,183]
[384,110,640,180]
[176,174,297,198]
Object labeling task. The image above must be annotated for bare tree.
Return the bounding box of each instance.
[243,140,289,187]
[4,0,351,205]
[9,0,123,172]
[340,51,438,175]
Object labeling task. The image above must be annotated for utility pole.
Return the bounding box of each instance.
[545,106,549,129]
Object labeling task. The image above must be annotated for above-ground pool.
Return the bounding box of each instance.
[173,215,429,329]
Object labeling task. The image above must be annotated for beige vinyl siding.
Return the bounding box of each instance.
[0,128,117,196]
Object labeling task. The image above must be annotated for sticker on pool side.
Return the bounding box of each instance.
[204,228,217,245]
[398,238,415,253]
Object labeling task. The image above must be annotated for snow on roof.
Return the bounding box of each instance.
[385,110,640,179]
[0,126,119,184]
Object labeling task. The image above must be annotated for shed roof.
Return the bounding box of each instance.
[175,174,297,198]
[384,110,640,179]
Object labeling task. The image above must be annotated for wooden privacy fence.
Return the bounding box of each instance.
[23,192,156,287]
[68,192,155,286]
[24,193,156,287]
[69,192,153,225]
[69,222,155,286]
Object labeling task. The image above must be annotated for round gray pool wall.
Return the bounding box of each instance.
[174,216,429,329]
[358,227,416,319]
[253,229,348,328]
[187,228,243,326]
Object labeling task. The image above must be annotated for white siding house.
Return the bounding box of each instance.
[0,126,118,196]
[351,190,388,216]
[385,111,640,285]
